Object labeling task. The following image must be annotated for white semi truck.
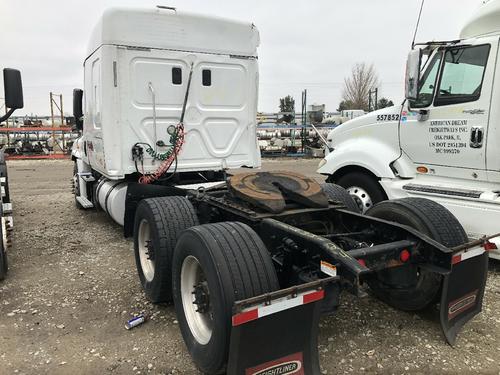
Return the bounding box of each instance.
[72,6,496,374]
[318,0,500,258]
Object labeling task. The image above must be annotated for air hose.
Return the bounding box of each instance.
[144,129,183,161]
[138,123,185,184]
[139,62,194,185]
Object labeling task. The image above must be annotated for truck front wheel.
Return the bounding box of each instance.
[366,198,468,311]
[172,222,279,374]
[335,171,387,213]
[321,183,361,213]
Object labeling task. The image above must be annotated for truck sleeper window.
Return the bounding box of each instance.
[172,67,182,85]
[202,69,211,86]
[434,44,490,106]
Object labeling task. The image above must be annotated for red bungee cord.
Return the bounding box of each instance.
[138,123,185,184]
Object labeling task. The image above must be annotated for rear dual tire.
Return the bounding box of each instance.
[133,196,199,303]
[172,222,279,374]
[367,197,468,311]
[133,196,280,373]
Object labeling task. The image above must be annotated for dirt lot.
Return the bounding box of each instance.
[1,158,500,374]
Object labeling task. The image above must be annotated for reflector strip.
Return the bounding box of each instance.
[303,290,324,304]
[452,245,486,265]
[320,261,337,277]
[232,290,325,327]
[232,308,258,327]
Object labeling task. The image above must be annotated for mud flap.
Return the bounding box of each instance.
[227,279,336,375]
[440,250,488,345]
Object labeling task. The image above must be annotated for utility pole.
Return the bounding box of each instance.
[50,92,55,152]
[301,89,307,154]
[60,95,65,150]
[50,92,64,153]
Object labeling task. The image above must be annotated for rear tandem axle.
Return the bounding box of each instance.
[126,171,491,374]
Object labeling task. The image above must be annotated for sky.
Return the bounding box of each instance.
[0,0,484,117]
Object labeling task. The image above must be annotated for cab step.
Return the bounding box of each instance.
[403,183,484,199]
[79,172,95,183]
[2,203,12,214]
[76,196,94,209]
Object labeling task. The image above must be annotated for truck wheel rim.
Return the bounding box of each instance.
[180,255,213,345]
[347,186,373,213]
[138,219,155,282]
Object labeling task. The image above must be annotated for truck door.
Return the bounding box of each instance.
[400,41,496,173]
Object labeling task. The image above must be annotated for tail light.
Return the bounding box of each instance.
[400,249,411,263]
[483,241,498,251]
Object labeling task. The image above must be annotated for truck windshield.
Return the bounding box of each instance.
[410,52,442,108]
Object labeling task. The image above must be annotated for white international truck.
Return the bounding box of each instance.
[72,6,496,374]
[318,0,500,258]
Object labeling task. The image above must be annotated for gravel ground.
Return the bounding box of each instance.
[1,159,500,374]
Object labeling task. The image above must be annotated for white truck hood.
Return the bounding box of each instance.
[325,106,401,148]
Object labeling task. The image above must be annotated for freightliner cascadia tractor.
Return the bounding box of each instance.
[72,6,496,374]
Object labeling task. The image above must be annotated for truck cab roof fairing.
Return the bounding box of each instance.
[86,7,260,59]
[461,0,500,39]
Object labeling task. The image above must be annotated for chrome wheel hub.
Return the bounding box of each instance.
[181,255,213,345]
[138,219,155,282]
[347,186,373,213]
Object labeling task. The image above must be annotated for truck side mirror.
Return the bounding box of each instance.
[3,68,23,110]
[73,88,84,131]
[405,49,421,101]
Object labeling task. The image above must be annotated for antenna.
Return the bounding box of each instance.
[411,0,425,49]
